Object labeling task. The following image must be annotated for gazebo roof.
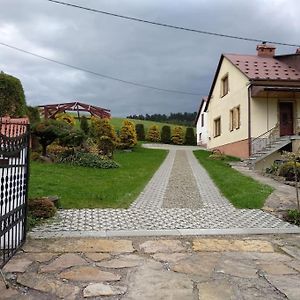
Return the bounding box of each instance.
[38,101,111,119]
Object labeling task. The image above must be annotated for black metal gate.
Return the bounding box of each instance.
[0,121,30,268]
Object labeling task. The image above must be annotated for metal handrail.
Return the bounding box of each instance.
[251,124,280,155]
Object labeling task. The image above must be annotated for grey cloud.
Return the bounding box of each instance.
[1,0,300,116]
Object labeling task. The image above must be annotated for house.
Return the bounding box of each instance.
[195,97,208,147]
[203,43,300,168]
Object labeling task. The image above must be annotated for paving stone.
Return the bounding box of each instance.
[280,245,300,260]
[0,280,20,299]
[258,262,298,275]
[3,258,33,273]
[23,253,55,263]
[84,253,111,261]
[124,260,194,300]
[17,273,80,299]
[40,253,87,272]
[97,254,143,268]
[140,240,185,253]
[223,251,292,262]
[152,252,190,263]
[59,266,121,282]
[83,283,127,297]
[266,275,300,300]
[171,254,219,277]
[216,258,258,279]
[198,280,237,300]
[285,260,300,272]
[46,239,135,253]
[193,239,274,252]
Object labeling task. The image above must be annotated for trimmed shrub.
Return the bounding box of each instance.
[119,120,137,149]
[27,106,40,124]
[59,127,85,148]
[28,198,56,219]
[98,136,115,158]
[90,117,117,141]
[80,115,89,135]
[161,125,171,144]
[147,125,160,142]
[59,151,119,169]
[0,71,27,117]
[32,120,69,156]
[135,123,145,141]
[208,149,226,160]
[171,126,184,145]
[185,127,196,145]
[278,162,300,181]
[55,113,76,126]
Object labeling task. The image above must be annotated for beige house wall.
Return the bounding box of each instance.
[207,58,249,151]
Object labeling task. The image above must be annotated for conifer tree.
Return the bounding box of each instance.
[119,120,137,149]
[161,125,171,144]
[135,123,145,141]
[171,126,184,145]
[184,127,196,145]
[147,125,160,142]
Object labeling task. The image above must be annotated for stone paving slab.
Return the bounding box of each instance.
[2,235,300,299]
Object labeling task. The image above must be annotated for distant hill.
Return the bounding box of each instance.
[110,117,194,133]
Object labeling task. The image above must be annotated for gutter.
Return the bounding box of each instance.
[248,83,252,157]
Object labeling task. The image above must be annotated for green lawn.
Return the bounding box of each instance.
[193,150,273,209]
[29,145,167,209]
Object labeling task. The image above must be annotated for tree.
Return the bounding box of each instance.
[80,115,89,135]
[185,127,196,145]
[59,127,85,148]
[27,106,40,125]
[119,120,137,149]
[55,113,75,126]
[135,123,145,141]
[147,125,160,142]
[32,120,68,156]
[0,71,27,117]
[171,126,184,145]
[161,125,171,144]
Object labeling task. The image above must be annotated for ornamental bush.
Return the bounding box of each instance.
[80,115,89,135]
[278,161,300,181]
[135,123,145,141]
[59,151,119,169]
[171,126,184,145]
[90,117,117,141]
[0,71,27,117]
[28,198,56,219]
[98,136,115,158]
[55,113,76,126]
[185,127,196,145]
[161,125,171,144]
[119,120,137,149]
[147,125,160,142]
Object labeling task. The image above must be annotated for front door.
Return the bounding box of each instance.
[279,102,293,136]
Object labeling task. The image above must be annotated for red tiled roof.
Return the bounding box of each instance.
[0,117,29,137]
[224,54,300,80]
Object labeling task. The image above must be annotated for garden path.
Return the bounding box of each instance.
[30,144,300,238]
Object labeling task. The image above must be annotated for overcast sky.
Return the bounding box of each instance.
[1,0,300,117]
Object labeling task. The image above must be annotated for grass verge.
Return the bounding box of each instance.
[193,150,273,209]
[29,145,167,209]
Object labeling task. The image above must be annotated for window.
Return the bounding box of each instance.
[201,114,204,127]
[214,117,221,137]
[229,106,240,131]
[199,133,202,141]
[221,74,229,97]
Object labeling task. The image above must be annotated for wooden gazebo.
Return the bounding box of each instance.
[38,101,111,120]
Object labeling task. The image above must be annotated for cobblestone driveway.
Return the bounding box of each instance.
[30,144,300,237]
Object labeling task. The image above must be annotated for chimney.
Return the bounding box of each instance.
[256,42,276,57]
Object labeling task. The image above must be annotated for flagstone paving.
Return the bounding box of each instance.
[1,235,300,299]
[29,144,300,237]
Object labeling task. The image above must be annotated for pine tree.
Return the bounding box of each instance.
[184,127,196,145]
[119,120,137,149]
[147,125,160,142]
[171,126,184,145]
[135,123,145,141]
[161,125,171,144]
[90,117,117,142]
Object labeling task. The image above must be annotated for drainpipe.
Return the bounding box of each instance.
[248,84,252,157]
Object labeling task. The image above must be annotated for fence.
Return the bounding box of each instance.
[0,119,30,269]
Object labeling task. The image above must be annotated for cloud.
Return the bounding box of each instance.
[1,0,299,116]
